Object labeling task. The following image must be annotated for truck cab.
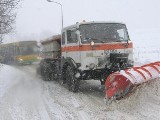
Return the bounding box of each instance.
[40,21,133,92]
[61,21,133,84]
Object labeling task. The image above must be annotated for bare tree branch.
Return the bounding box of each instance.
[0,0,22,42]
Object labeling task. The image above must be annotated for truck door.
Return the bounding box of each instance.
[65,28,81,64]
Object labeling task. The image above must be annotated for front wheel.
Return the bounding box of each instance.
[66,65,79,92]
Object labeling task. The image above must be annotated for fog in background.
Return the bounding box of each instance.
[4,0,160,47]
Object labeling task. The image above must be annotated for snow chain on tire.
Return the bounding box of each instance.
[66,65,79,92]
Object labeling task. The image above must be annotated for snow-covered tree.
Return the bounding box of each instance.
[0,0,22,43]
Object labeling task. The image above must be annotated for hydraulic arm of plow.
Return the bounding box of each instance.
[105,61,160,102]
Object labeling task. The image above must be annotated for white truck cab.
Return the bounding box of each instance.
[61,21,133,77]
[40,21,134,92]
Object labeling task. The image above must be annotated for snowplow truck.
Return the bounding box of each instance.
[39,21,134,92]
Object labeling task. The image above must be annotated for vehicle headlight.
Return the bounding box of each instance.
[19,58,23,61]
[37,56,41,60]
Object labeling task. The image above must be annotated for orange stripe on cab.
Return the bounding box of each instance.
[61,42,133,52]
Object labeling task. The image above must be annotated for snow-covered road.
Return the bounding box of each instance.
[0,64,160,120]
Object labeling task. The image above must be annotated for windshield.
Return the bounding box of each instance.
[79,23,129,43]
[20,46,38,55]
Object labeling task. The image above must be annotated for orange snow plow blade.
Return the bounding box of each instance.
[105,61,160,102]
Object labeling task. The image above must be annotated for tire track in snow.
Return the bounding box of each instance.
[21,65,105,119]
[42,82,79,120]
[0,65,15,98]
[42,91,74,120]
[44,79,105,120]
[0,65,51,120]
[71,97,90,120]
[14,65,135,119]
[15,65,160,120]
[18,65,77,119]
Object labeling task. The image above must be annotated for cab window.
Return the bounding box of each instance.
[67,29,78,44]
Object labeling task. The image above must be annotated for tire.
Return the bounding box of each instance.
[50,64,58,81]
[43,65,52,81]
[66,65,79,92]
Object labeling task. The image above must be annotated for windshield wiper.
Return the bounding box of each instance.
[84,37,97,40]
[103,37,123,42]
[83,38,107,43]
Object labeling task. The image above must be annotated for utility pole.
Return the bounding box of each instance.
[46,0,64,29]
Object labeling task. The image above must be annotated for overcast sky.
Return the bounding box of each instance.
[4,0,160,46]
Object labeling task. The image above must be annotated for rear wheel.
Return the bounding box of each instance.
[66,65,79,92]
[50,63,58,81]
[43,67,52,81]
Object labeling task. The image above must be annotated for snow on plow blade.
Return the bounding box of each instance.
[105,61,160,102]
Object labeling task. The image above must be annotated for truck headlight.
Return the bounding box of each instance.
[90,41,95,46]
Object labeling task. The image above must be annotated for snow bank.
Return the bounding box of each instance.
[0,64,47,120]
[0,64,20,98]
[130,28,160,65]
[134,46,160,65]
[107,78,160,119]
